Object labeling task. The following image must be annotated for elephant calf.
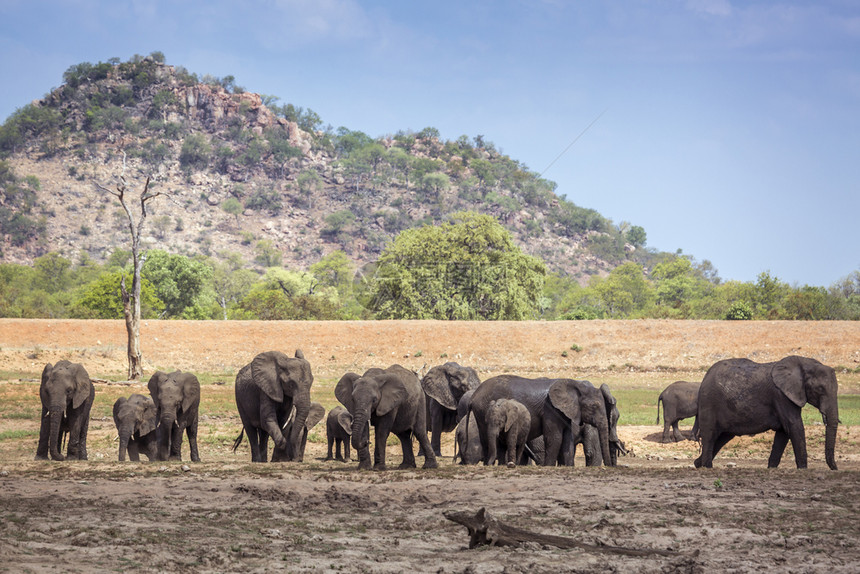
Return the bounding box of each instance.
[148,370,201,462]
[272,402,325,462]
[486,398,531,467]
[325,405,353,462]
[656,380,700,443]
[113,393,158,461]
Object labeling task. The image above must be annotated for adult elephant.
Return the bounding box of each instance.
[580,383,627,466]
[35,360,95,461]
[335,365,437,471]
[656,380,700,443]
[468,376,612,467]
[113,393,158,461]
[271,402,325,462]
[694,356,839,470]
[233,350,314,463]
[147,370,201,462]
[421,362,481,456]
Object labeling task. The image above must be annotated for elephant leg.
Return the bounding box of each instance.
[326,435,334,460]
[66,411,84,459]
[397,430,417,469]
[768,430,790,468]
[786,421,808,469]
[35,407,51,460]
[430,426,442,458]
[672,421,683,442]
[259,431,270,463]
[169,423,183,461]
[709,432,735,461]
[414,428,438,469]
[662,420,672,444]
[186,416,200,462]
[695,428,718,468]
[542,435,562,467]
[128,440,141,462]
[373,424,390,471]
[343,440,351,462]
[246,427,262,462]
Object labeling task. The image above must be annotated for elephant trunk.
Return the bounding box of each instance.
[486,423,499,466]
[287,399,311,461]
[822,401,839,471]
[118,421,135,462]
[48,408,65,461]
[596,417,612,467]
[351,411,372,469]
[157,411,175,461]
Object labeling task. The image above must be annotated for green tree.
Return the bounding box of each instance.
[296,169,322,208]
[141,250,212,318]
[370,212,546,319]
[72,271,163,319]
[179,134,211,171]
[254,240,283,268]
[221,197,243,225]
[589,262,655,318]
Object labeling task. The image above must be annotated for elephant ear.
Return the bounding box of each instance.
[295,349,305,360]
[337,409,353,435]
[548,380,582,425]
[147,371,168,402]
[772,357,807,408]
[40,363,53,403]
[112,397,127,427]
[376,373,408,417]
[503,402,516,433]
[421,367,458,410]
[599,383,617,408]
[137,398,158,436]
[71,363,92,409]
[252,351,287,403]
[335,372,361,413]
[174,372,200,412]
[305,402,325,431]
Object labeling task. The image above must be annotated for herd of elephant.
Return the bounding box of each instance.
[35,351,840,471]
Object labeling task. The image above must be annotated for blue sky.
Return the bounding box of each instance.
[1,0,858,287]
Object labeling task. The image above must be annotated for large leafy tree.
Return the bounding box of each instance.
[141,250,212,318]
[369,212,546,319]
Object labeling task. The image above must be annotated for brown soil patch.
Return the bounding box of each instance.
[1,319,859,573]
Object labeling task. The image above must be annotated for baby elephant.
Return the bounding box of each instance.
[113,394,158,461]
[325,405,353,462]
[656,380,700,443]
[486,398,531,467]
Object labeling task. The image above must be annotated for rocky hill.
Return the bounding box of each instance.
[0,54,650,280]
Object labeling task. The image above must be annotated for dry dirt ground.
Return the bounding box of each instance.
[1,319,859,573]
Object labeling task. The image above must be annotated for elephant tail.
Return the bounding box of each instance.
[231,428,245,453]
[656,396,662,424]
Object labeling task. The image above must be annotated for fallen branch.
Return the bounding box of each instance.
[443,508,687,557]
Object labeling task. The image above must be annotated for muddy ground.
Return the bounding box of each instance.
[1,319,859,573]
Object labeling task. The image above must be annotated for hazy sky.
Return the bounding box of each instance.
[1,0,858,286]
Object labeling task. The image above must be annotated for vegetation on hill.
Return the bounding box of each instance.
[1,53,858,321]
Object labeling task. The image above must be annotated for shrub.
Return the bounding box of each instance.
[725,301,753,320]
[179,134,211,170]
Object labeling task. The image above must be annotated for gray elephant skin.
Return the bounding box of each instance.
[233,350,315,462]
[485,398,531,467]
[325,405,353,461]
[113,393,158,461]
[694,355,839,470]
[580,383,626,466]
[35,360,95,461]
[148,370,201,462]
[272,402,325,462]
[454,415,482,464]
[421,362,481,456]
[656,380,700,443]
[335,364,438,471]
[468,375,612,467]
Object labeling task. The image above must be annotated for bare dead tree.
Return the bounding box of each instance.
[95,155,167,380]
